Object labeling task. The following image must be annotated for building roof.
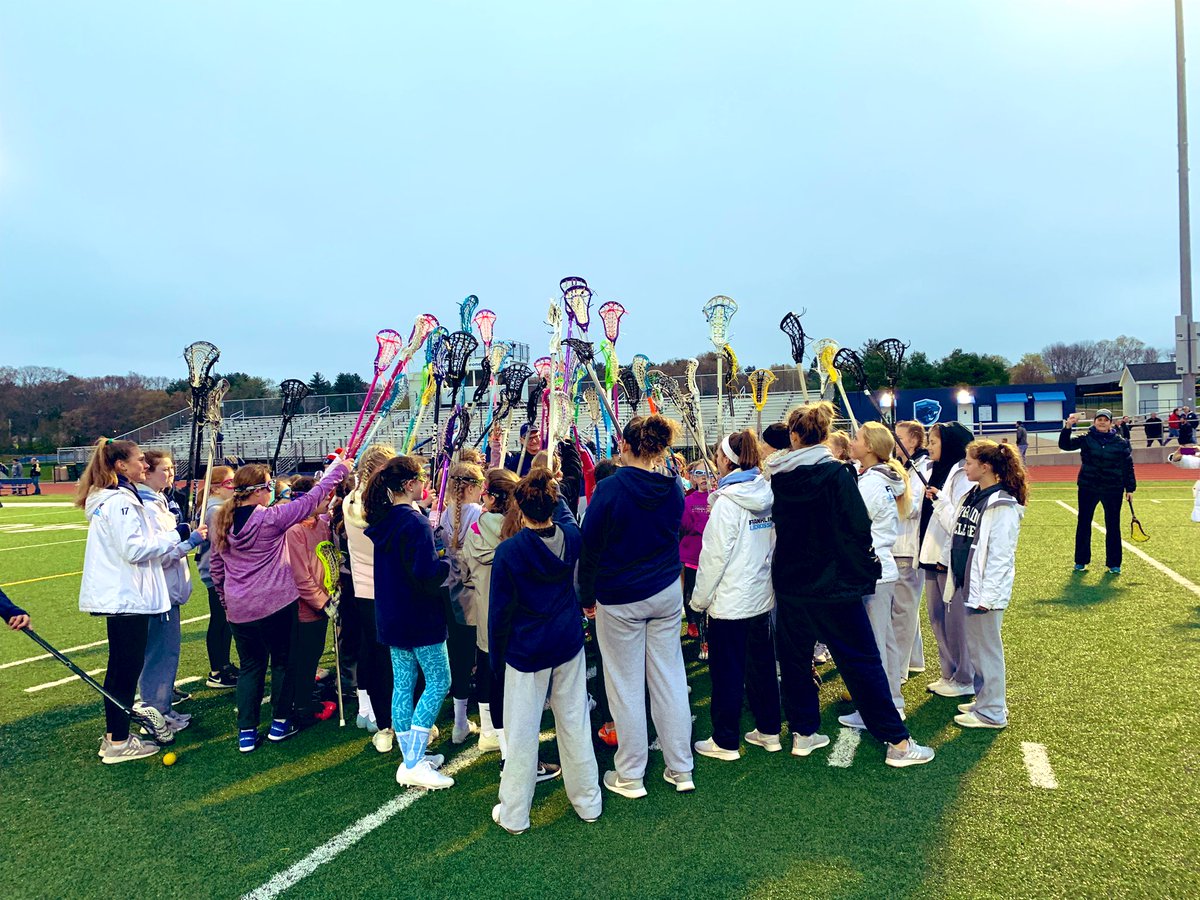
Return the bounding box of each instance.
[1077,371,1122,387]
[1124,363,1180,383]
[995,393,1026,403]
[1033,391,1067,401]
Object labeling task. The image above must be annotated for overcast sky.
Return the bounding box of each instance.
[0,1,1186,381]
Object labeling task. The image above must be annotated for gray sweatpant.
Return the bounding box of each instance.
[926,570,973,686]
[139,604,182,714]
[497,648,601,831]
[963,604,1008,725]
[893,559,925,670]
[864,584,903,710]
[595,580,694,781]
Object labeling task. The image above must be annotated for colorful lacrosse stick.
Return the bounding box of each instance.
[404,364,438,454]
[348,314,438,458]
[816,339,859,432]
[747,368,777,436]
[459,294,480,333]
[702,295,737,435]
[685,358,705,447]
[632,354,656,414]
[722,344,740,421]
[346,329,403,453]
[314,540,345,726]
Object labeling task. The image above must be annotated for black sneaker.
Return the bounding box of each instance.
[206,669,238,689]
[535,760,562,783]
[171,688,192,706]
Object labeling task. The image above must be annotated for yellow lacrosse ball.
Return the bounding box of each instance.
[162,751,177,766]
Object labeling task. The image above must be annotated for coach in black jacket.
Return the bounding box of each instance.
[1059,409,1136,573]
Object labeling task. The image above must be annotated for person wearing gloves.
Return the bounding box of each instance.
[894,421,931,677]
[136,450,203,735]
[767,403,934,768]
[489,468,601,833]
[210,455,351,753]
[1059,409,1136,575]
[196,465,238,689]
[1,586,31,630]
[918,421,975,699]
[75,438,206,764]
[839,422,911,730]
[949,441,1028,729]
[690,430,782,761]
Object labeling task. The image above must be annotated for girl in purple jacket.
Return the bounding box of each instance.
[211,456,351,752]
[680,462,712,659]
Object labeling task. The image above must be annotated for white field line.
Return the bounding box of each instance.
[1055,500,1200,598]
[3,614,210,671]
[0,538,87,553]
[25,667,106,692]
[1150,499,1162,504]
[827,727,861,768]
[244,728,557,900]
[1020,742,1059,789]
[0,501,75,509]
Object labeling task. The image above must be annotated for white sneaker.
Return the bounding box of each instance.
[928,679,975,698]
[662,768,696,792]
[744,730,783,752]
[100,735,160,765]
[791,733,831,757]
[372,728,395,753]
[957,701,977,714]
[492,803,528,835]
[425,753,445,769]
[396,759,454,790]
[451,720,477,744]
[478,731,500,752]
[838,711,866,730]
[954,711,1006,729]
[693,737,740,761]
[908,664,926,674]
[164,710,191,732]
[602,770,647,799]
[885,740,935,768]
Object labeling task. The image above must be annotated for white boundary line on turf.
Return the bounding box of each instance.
[1020,742,1058,789]
[2,614,211,671]
[827,727,860,768]
[1055,500,1200,598]
[25,667,106,692]
[0,538,87,553]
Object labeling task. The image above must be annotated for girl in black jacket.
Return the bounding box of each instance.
[766,402,934,768]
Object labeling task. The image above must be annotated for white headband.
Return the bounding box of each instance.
[720,434,737,465]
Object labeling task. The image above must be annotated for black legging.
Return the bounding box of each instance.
[1075,487,1124,568]
[230,601,299,731]
[475,647,507,728]
[103,614,150,742]
[355,596,394,729]
[205,584,234,673]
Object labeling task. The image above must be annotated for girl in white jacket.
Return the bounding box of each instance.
[840,422,910,729]
[894,421,931,675]
[950,441,1027,729]
[75,438,205,764]
[691,430,782,760]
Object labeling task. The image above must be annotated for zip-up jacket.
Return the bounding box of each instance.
[489,499,584,673]
[1058,425,1136,494]
[950,488,1024,610]
[691,470,775,620]
[919,461,971,569]
[136,484,197,606]
[286,514,332,623]
[460,511,504,651]
[679,489,710,569]
[857,464,907,585]
[366,502,451,649]
[894,451,930,560]
[766,445,881,605]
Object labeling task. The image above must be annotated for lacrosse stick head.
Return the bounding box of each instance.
[873,338,910,390]
[444,331,479,392]
[685,358,700,396]
[632,354,652,392]
[813,338,840,390]
[500,363,532,412]
[779,311,809,366]
[418,364,436,406]
[600,340,619,390]
[371,329,404,376]
[314,540,341,598]
[458,295,480,333]
[598,301,626,343]
[550,389,572,442]
[449,406,472,451]
[404,314,439,360]
[190,375,215,423]
[584,388,601,425]
[546,300,564,356]
[472,354,492,405]
[702,295,738,348]
[1129,502,1149,542]
[526,376,546,424]
[560,277,592,331]
[563,338,595,367]
[619,366,642,413]
[832,348,867,391]
[489,341,512,374]
[278,379,311,419]
[472,308,497,346]
[425,326,449,367]
[656,373,699,434]
[205,378,230,426]
[183,341,220,388]
[722,345,740,393]
[533,356,553,381]
[747,368,777,411]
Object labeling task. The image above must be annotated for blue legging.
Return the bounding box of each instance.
[390,642,451,732]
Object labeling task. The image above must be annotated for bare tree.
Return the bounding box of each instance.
[1041,341,1104,380]
[1093,335,1165,373]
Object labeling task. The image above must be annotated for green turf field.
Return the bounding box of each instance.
[1,486,1197,899]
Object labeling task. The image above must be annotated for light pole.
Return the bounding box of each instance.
[1177,0,1197,407]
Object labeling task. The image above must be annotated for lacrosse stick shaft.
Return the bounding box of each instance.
[346,369,386,452]
[22,628,149,723]
[715,354,724,436]
[796,365,812,403]
[333,614,345,727]
[835,380,859,433]
[197,434,218,522]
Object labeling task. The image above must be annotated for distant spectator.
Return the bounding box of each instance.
[30,458,41,480]
[1015,422,1028,461]
[1182,409,1197,447]
[1117,416,1132,441]
[1144,412,1164,447]
[11,459,22,479]
[1169,407,1182,442]
[0,461,8,477]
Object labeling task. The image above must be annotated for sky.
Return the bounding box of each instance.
[0,0,1187,382]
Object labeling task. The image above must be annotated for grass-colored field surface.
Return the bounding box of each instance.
[1,485,1197,899]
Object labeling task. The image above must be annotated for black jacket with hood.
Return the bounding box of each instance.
[1058,425,1136,494]
[766,444,881,604]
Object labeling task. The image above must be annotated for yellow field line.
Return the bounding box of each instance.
[1,570,84,587]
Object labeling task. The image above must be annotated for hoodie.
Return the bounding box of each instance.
[136,484,197,606]
[489,499,584,673]
[366,502,451,649]
[766,445,881,605]
[578,465,684,607]
[691,469,775,620]
[894,450,930,560]
[286,515,332,623]
[856,464,907,585]
[679,489,710,569]
[460,511,504,651]
[344,487,375,600]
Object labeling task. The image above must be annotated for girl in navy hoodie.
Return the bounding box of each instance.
[363,455,454,790]
[489,468,602,833]
[579,415,694,798]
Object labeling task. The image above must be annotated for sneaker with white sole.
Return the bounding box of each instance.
[451,720,477,744]
[791,733,831,757]
[425,753,445,769]
[239,729,260,753]
[954,711,1006,729]
[693,737,740,761]
[100,735,160,764]
[957,701,977,714]
[744,730,782,752]
[928,679,975,698]
[164,710,191,731]
[663,768,695,792]
[478,731,500,752]
[372,728,395,753]
[268,719,298,742]
[492,803,528,834]
[171,688,191,706]
[206,669,238,689]
[603,770,648,798]
[885,740,935,768]
[838,711,866,730]
[907,664,926,674]
[536,760,562,783]
[396,759,454,790]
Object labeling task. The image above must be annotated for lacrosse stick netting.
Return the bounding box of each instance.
[779,310,811,402]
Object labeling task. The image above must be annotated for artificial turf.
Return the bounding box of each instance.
[0,485,1197,899]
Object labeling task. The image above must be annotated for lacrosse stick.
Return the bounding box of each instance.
[584,388,603,456]
[872,338,909,426]
[21,628,173,744]
[183,341,220,511]
[435,406,472,517]
[459,294,480,333]
[560,277,591,384]
[348,315,439,459]
[702,295,738,435]
[439,331,479,486]
[473,308,499,426]
[655,370,715,475]
[546,301,565,467]
[357,372,409,454]
[1128,497,1149,542]
[632,354,655,414]
[272,379,311,471]
[598,301,626,343]
[817,344,859,432]
[780,311,812,402]
[618,366,642,419]
[747,368,777,436]
[476,360,531,451]
[346,330,403,452]
[812,337,838,398]
[314,540,346,727]
[533,356,553,437]
[685,358,706,448]
[723,344,740,421]
[518,375,547,474]
[196,377,230,522]
[563,338,620,440]
[428,328,451,464]
[404,364,438,454]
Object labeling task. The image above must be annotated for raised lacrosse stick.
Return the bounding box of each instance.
[816,342,858,432]
[314,540,346,727]
[186,374,216,523]
[685,358,706,448]
[873,338,909,425]
[722,344,741,421]
[428,327,451,460]
[702,295,737,435]
[196,378,230,523]
[564,338,620,440]
[655,369,715,475]
[780,310,812,402]
[404,364,438,454]
[518,374,546,475]
[346,330,403,452]
[357,372,409,454]
[632,354,656,414]
[533,355,553,437]
[812,337,838,399]
[183,340,220,513]
[435,406,472,517]
[439,331,480,487]
[747,368,777,437]
[478,361,532,460]
[545,301,565,467]
[560,277,591,385]
[618,366,642,420]
[473,308,499,427]
[348,315,439,459]
[272,379,312,471]
[459,294,480,333]
[584,388,603,456]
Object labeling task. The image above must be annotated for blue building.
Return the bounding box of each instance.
[847,382,1075,433]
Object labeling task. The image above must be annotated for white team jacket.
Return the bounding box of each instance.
[947,488,1024,611]
[136,485,197,607]
[691,473,776,620]
[894,454,931,560]
[919,461,970,568]
[857,464,907,585]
